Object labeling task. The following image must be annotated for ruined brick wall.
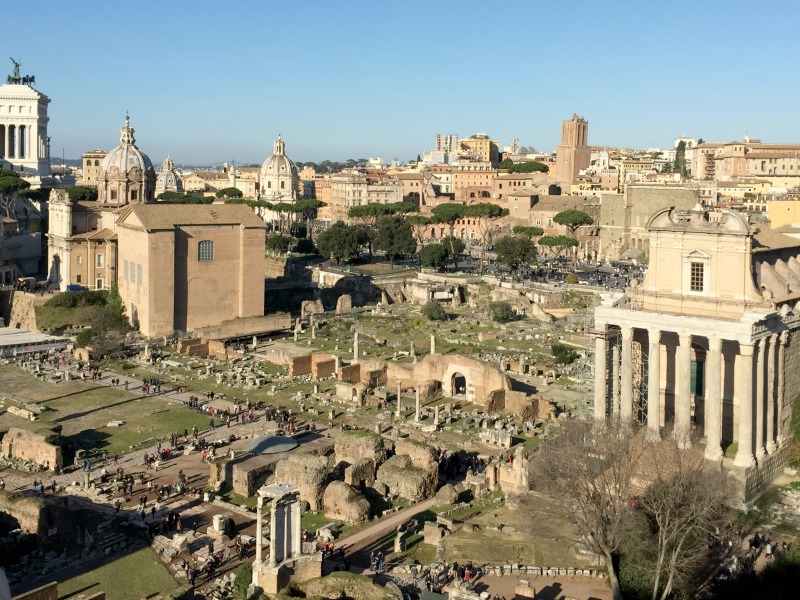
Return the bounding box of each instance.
[0,491,45,537]
[311,354,336,380]
[386,354,510,410]
[504,390,532,413]
[289,355,313,377]
[344,458,376,487]
[272,453,329,510]
[232,460,277,497]
[339,364,361,383]
[334,431,386,468]
[0,492,73,543]
[206,340,227,360]
[377,455,436,501]
[388,439,438,500]
[192,313,291,339]
[322,481,370,525]
[0,428,62,470]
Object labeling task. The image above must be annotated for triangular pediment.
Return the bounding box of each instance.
[684,249,710,259]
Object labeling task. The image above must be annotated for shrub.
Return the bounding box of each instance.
[566,273,579,284]
[266,234,291,252]
[551,342,579,364]
[489,301,514,323]
[75,328,95,348]
[233,563,253,600]
[422,301,447,321]
[294,238,315,254]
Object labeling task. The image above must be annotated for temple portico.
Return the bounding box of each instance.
[593,306,789,468]
[592,205,800,504]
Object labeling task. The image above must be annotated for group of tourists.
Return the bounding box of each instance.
[369,550,385,572]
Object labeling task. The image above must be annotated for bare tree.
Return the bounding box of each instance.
[535,420,642,600]
[630,438,729,600]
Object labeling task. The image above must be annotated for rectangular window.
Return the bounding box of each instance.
[123,260,128,281]
[131,189,138,201]
[76,255,82,265]
[690,262,704,292]
[137,264,142,285]
[76,275,82,283]
[198,240,214,261]
[96,254,104,268]
[110,190,117,200]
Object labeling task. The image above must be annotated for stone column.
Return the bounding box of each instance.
[766,334,778,454]
[675,332,692,448]
[704,336,723,461]
[353,332,359,361]
[291,496,301,557]
[269,502,279,566]
[334,355,341,376]
[755,338,766,459]
[430,334,436,355]
[434,404,440,425]
[734,342,755,468]
[283,503,290,562]
[611,344,620,417]
[647,329,661,440]
[620,326,634,422]
[777,332,788,446]
[255,496,264,564]
[415,385,421,422]
[594,334,608,420]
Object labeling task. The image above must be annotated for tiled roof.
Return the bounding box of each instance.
[119,204,265,230]
[752,227,800,251]
[71,228,117,241]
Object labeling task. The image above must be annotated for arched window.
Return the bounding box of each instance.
[95,160,99,166]
[267,181,272,189]
[198,240,214,261]
[280,181,285,189]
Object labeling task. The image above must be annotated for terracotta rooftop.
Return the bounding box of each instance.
[752,227,800,252]
[71,228,117,241]
[118,204,265,231]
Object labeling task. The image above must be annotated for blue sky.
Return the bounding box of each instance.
[6,0,800,164]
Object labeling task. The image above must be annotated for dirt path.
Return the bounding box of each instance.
[336,498,437,557]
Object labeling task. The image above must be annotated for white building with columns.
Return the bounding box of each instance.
[0,75,52,184]
[592,204,800,503]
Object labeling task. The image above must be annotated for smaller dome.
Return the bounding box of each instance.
[101,115,154,175]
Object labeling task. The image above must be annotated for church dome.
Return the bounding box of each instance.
[260,136,298,179]
[97,116,156,205]
[259,136,298,201]
[101,116,154,175]
[155,154,183,195]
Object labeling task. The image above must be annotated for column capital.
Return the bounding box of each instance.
[739,341,754,356]
[708,336,723,352]
[647,328,661,342]
[678,331,692,345]
[620,326,634,340]
[780,330,789,344]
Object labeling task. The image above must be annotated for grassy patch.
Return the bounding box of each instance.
[400,533,437,564]
[0,365,212,461]
[57,547,177,600]
[216,489,258,509]
[301,510,338,532]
